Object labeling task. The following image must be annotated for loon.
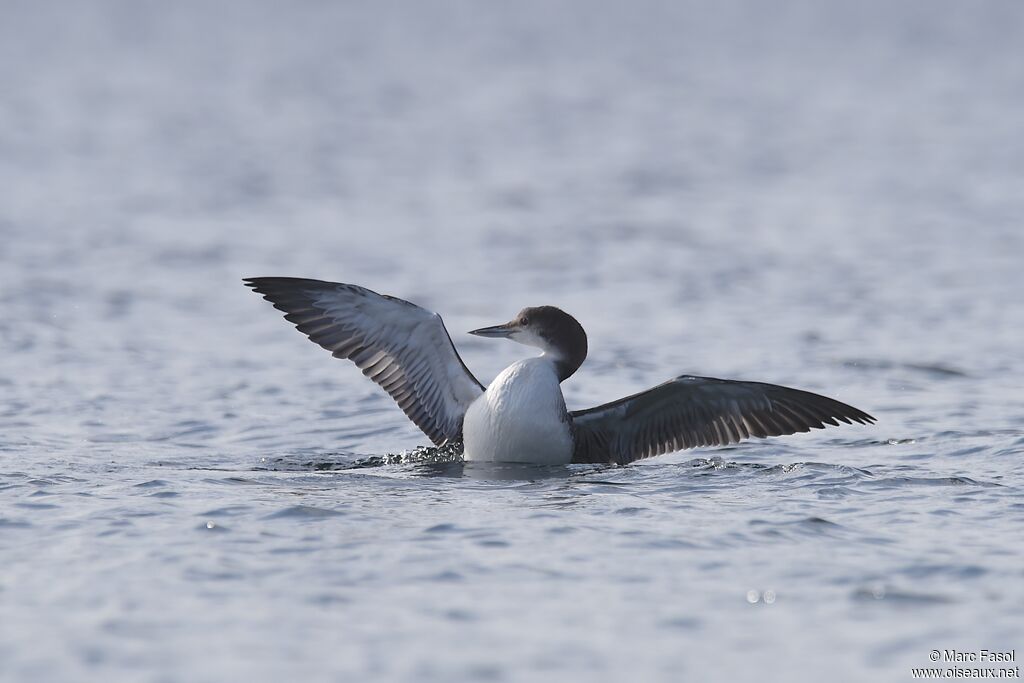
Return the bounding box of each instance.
[244,277,875,465]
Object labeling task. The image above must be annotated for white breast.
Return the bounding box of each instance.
[463,358,574,464]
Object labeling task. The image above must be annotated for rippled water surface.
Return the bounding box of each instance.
[2,2,1023,681]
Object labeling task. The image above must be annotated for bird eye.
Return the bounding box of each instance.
[520,316,530,326]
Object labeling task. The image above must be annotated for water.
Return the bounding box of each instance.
[2,1,1023,681]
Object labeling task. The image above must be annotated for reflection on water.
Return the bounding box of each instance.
[421,461,578,481]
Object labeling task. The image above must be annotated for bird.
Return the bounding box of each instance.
[244,277,875,465]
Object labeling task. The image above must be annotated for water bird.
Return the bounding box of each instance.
[245,278,874,465]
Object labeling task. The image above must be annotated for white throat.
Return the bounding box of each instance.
[509,328,560,357]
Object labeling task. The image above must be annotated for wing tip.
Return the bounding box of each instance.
[243,277,344,309]
[242,276,291,297]
[835,402,876,426]
[242,276,310,290]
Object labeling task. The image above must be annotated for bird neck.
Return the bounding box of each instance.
[543,345,585,383]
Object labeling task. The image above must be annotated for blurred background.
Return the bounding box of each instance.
[1,1,1022,681]
[3,0,1022,417]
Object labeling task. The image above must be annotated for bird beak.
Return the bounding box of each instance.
[468,321,518,338]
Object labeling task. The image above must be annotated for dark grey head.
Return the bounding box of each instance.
[469,306,588,382]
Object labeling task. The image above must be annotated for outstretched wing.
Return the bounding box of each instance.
[244,277,484,446]
[570,375,874,464]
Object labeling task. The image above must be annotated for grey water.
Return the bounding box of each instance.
[2,1,1023,681]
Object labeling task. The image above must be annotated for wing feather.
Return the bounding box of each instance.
[571,375,874,464]
[245,277,483,446]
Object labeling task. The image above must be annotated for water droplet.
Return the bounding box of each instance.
[746,590,760,604]
[763,590,776,604]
